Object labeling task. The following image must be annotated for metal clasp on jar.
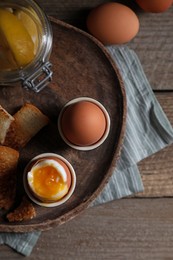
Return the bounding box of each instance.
[23,62,53,93]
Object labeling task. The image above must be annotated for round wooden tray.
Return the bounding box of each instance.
[0,17,126,232]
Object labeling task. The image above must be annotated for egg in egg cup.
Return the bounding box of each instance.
[23,153,76,207]
[58,97,110,151]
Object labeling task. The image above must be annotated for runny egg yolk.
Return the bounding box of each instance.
[33,165,68,199]
[28,159,70,201]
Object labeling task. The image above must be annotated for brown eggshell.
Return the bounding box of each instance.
[86,2,139,45]
[136,0,173,13]
[49,157,72,189]
[61,101,107,146]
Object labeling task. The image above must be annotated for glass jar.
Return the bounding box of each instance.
[0,0,53,92]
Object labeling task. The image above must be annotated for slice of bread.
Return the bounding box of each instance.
[4,103,49,150]
[7,196,36,222]
[0,145,19,209]
[0,105,14,145]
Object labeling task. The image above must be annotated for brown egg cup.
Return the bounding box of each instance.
[58,97,111,151]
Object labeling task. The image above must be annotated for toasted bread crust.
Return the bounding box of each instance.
[4,103,49,150]
[0,146,19,209]
[7,196,36,222]
[0,105,14,144]
[0,103,49,215]
[0,145,19,177]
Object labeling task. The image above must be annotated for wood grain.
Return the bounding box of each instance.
[136,93,173,197]
[2,198,173,259]
[128,7,173,90]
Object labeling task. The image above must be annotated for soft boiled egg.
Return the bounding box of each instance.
[27,158,72,202]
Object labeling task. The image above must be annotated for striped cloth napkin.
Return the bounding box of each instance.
[1,45,173,256]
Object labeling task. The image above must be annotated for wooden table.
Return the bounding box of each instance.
[2,1,173,259]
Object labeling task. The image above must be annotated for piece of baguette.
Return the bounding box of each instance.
[0,105,14,145]
[0,145,19,209]
[7,196,36,222]
[4,103,49,150]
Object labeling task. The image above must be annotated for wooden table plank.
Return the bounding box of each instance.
[128,6,173,91]
[2,198,173,259]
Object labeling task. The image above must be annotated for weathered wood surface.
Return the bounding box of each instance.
[128,8,173,90]
[137,93,173,197]
[2,198,173,260]
[1,1,173,259]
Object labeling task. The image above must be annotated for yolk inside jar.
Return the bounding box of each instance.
[0,7,38,70]
[32,165,69,200]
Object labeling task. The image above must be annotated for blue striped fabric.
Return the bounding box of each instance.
[92,45,173,205]
[0,231,41,256]
[1,46,173,256]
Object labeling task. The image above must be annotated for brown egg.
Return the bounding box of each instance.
[136,0,173,13]
[86,2,139,45]
[61,101,107,146]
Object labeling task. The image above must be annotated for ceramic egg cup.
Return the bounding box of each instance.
[23,153,76,207]
[58,97,111,151]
